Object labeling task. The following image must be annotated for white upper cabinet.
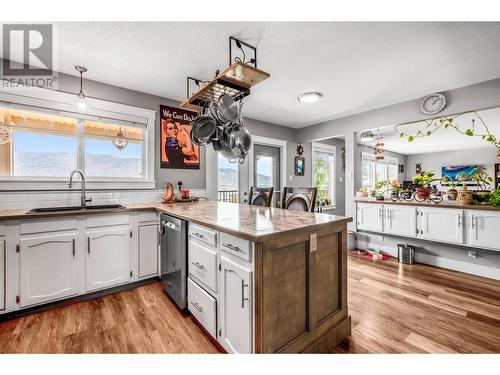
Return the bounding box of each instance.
[357,203,383,232]
[384,205,417,237]
[0,240,5,311]
[419,207,464,244]
[138,224,159,278]
[219,255,252,354]
[469,210,500,251]
[19,232,78,307]
[86,227,131,292]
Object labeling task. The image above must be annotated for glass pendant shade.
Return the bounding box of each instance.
[113,129,128,150]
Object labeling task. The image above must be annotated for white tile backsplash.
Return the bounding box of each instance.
[0,189,206,210]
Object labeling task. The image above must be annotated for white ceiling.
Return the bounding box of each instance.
[358,107,500,155]
[45,22,500,128]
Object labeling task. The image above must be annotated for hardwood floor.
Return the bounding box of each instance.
[0,282,222,354]
[1,254,500,353]
[336,253,500,353]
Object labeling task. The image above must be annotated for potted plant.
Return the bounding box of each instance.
[490,189,500,207]
[468,167,493,204]
[356,187,369,198]
[411,171,439,199]
[374,179,390,200]
[441,175,460,200]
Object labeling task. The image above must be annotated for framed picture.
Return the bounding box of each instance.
[294,156,305,176]
[160,105,200,169]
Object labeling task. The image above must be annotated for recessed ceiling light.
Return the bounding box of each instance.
[298,92,322,103]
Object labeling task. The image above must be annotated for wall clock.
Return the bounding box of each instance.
[420,93,446,115]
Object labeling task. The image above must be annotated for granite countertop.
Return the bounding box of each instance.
[0,200,352,242]
[355,197,500,211]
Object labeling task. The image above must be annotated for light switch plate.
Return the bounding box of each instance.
[310,233,317,252]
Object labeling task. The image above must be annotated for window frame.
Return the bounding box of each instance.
[0,88,156,190]
[361,152,399,190]
[311,142,336,209]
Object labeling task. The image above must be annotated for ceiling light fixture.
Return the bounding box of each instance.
[75,65,88,111]
[360,131,374,142]
[297,92,322,103]
[112,126,128,151]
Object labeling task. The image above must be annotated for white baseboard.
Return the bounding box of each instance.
[355,238,500,281]
[415,252,500,281]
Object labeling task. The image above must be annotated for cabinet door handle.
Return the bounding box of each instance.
[471,215,475,229]
[87,237,91,255]
[72,238,75,258]
[191,301,203,312]
[192,232,205,239]
[241,280,249,308]
[458,213,462,227]
[379,208,383,219]
[224,243,240,252]
[192,261,205,270]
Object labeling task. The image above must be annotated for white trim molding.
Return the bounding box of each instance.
[0,88,157,191]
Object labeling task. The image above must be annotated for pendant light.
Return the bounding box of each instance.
[374,137,385,161]
[75,65,88,110]
[0,125,10,144]
[113,126,128,151]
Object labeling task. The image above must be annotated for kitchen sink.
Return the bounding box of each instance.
[26,204,125,214]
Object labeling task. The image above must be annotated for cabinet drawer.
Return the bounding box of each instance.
[188,277,217,338]
[220,232,251,262]
[188,240,217,294]
[188,223,217,247]
[20,218,78,234]
[86,213,130,228]
[138,211,158,223]
[0,224,5,236]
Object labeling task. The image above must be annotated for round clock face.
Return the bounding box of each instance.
[420,93,446,115]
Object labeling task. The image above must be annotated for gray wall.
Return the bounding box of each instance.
[47,71,298,191]
[405,147,498,183]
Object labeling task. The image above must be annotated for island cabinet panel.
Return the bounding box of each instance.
[19,232,78,308]
[255,222,350,353]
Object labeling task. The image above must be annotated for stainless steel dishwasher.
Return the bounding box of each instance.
[160,213,187,310]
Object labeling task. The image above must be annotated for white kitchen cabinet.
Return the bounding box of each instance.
[0,240,5,311]
[419,207,464,244]
[86,227,131,292]
[19,232,78,308]
[138,224,159,278]
[384,205,417,237]
[469,210,500,251]
[357,203,383,232]
[219,255,252,354]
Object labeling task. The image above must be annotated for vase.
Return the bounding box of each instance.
[472,190,491,205]
[457,186,473,205]
[415,187,430,199]
[447,189,458,200]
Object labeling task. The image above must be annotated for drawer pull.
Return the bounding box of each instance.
[192,261,206,270]
[223,243,240,252]
[191,301,203,312]
[241,280,249,308]
[192,232,205,239]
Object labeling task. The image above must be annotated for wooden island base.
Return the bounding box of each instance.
[254,220,351,353]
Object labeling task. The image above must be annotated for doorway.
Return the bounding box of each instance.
[253,144,281,207]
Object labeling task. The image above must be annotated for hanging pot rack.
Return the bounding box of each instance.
[180,37,270,111]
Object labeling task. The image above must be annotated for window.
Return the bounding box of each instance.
[217,153,239,203]
[312,143,335,206]
[361,152,399,190]
[0,103,148,183]
[255,155,273,188]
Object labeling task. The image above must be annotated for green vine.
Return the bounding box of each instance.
[394,111,500,151]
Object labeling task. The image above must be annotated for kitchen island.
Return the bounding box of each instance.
[0,201,352,353]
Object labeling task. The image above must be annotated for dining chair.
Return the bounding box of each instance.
[248,186,274,207]
[281,187,317,212]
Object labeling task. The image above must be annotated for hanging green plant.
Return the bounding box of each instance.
[394,111,500,153]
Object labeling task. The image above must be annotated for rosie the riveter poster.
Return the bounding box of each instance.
[160,105,200,169]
